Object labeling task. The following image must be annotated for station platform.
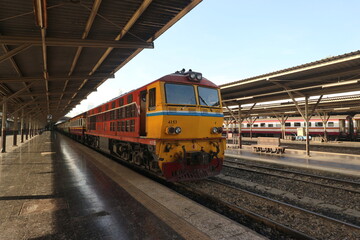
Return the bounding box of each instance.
[0,131,265,240]
[226,145,360,176]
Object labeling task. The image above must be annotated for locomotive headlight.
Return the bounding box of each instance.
[175,127,182,134]
[167,127,175,134]
[195,73,202,81]
[211,127,218,134]
[189,72,196,80]
[217,127,223,133]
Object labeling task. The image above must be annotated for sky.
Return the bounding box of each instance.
[66,0,360,117]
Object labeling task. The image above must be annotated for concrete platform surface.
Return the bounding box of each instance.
[226,145,360,176]
[0,131,266,240]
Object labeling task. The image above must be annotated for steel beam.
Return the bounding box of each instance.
[0,74,114,83]
[63,0,153,112]
[0,82,35,105]
[0,36,154,49]
[13,91,77,97]
[59,0,103,110]
[0,44,32,64]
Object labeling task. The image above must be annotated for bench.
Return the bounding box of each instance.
[252,137,286,154]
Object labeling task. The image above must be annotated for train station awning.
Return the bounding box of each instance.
[220,50,360,155]
[0,0,201,124]
[221,50,360,107]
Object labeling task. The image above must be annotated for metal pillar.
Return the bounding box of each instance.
[25,117,29,140]
[305,96,310,156]
[238,104,242,149]
[13,112,18,146]
[1,98,7,153]
[21,109,24,143]
[29,118,32,138]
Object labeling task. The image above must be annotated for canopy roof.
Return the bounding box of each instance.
[0,0,201,125]
[221,50,360,106]
[220,50,360,118]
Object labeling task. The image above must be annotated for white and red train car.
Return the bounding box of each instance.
[224,115,356,140]
[353,114,360,140]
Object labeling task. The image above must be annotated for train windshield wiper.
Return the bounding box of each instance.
[199,95,209,106]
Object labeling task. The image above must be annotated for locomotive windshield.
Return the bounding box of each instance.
[165,83,196,105]
[198,86,220,107]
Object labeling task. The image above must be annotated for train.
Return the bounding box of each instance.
[57,70,226,181]
[224,114,360,141]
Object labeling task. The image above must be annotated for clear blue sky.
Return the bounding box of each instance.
[67,0,360,117]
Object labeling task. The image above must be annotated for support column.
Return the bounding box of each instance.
[21,109,24,143]
[318,112,330,142]
[305,96,310,156]
[33,120,36,136]
[247,116,259,139]
[238,104,242,149]
[29,118,32,138]
[1,98,7,153]
[13,112,18,146]
[274,114,289,140]
[26,117,29,140]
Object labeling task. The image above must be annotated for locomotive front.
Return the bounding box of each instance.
[146,70,225,181]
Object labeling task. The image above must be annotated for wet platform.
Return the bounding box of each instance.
[226,145,360,176]
[0,131,265,240]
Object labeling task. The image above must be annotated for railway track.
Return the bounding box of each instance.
[69,135,360,239]
[223,159,360,194]
[177,179,360,240]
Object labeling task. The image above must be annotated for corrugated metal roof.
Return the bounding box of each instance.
[0,0,201,125]
[221,50,360,88]
[220,50,360,106]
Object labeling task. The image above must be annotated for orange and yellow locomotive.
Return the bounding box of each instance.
[57,70,225,181]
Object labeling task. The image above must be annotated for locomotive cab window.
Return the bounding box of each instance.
[198,86,220,107]
[148,88,156,110]
[328,122,334,127]
[165,83,196,105]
